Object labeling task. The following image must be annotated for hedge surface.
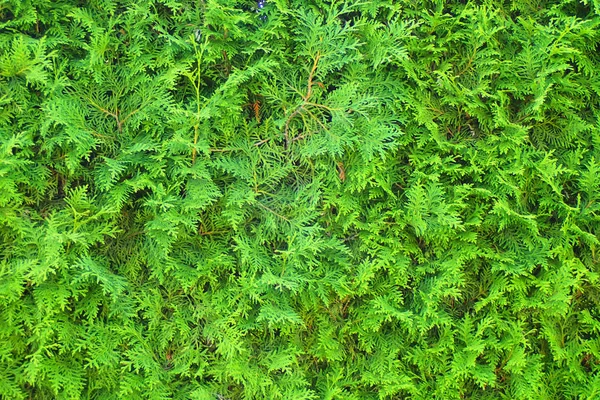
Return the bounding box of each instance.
[1,0,600,398]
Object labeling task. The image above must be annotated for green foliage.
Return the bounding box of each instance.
[1,0,600,398]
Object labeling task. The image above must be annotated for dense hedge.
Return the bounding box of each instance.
[1,0,600,398]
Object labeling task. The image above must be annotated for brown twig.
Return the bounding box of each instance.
[303,52,321,101]
[283,51,321,147]
[284,106,305,146]
[254,138,270,146]
[85,95,118,121]
[85,94,143,133]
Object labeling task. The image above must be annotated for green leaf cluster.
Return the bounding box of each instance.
[1,0,600,398]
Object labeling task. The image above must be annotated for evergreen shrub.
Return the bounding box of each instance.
[1,0,600,398]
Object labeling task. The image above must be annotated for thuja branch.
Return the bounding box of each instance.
[83,94,144,133]
[303,51,321,102]
[284,51,322,147]
[188,37,206,165]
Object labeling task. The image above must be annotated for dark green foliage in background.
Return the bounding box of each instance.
[1,0,600,398]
